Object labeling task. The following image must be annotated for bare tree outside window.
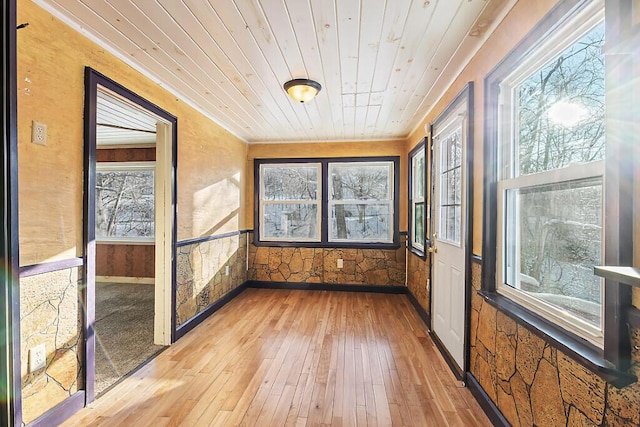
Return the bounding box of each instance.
[503,23,605,329]
[260,164,320,240]
[96,165,155,240]
[329,162,392,242]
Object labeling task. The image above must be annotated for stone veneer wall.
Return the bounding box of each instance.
[176,233,248,327]
[406,251,429,312]
[469,261,640,427]
[20,267,83,424]
[248,233,406,287]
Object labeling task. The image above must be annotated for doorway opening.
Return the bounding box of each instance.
[84,68,177,403]
[93,87,166,395]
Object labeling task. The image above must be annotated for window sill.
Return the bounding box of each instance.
[253,240,401,250]
[594,266,640,288]
[477,290,636,388]
[408,246,426,259]
[96,240,155,246]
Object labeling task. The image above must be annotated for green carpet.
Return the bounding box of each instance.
[94,282,165,396]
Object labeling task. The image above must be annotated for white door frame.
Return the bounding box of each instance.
[154,122,173,345]
[428,83,474,379]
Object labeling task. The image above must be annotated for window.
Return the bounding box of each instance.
[495,7,605,346]
[328,162,394,243]
[409,142,426,253]
[259,163,321,242]
[96,162,155,242]
[255,157,399,247]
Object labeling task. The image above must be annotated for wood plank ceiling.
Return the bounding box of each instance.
[37,0,514,143]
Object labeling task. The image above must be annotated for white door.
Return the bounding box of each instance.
[431,110,467,370]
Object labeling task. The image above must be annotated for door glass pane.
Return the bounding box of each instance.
[504,177,602,328]
[438,129,462,245]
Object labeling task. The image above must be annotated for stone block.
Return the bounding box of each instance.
[497,386,519,427]
[567,406,597,427]
[477,301,497,352]
[557,351,605,425]
[516,325,545,386]
[495,331,516,381]
[510,371,533,427]
[530,359,566,427]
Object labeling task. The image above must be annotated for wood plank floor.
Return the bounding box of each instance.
[63,289,491,426]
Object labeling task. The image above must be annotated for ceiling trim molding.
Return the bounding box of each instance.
[34,0,249,144]
[408,0,518,139]
[248,137,406,145]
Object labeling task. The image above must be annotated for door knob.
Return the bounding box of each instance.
[428,246,437,253]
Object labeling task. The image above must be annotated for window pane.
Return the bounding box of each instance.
[331,163,390,200]
[262,165,318,200]
[96,170,154,238]
[516,23,605,176]
[413,152,425,199]
[262,203,318,239]
[505,178,602,327]
[331,203,390,241]
[413,202,425,247]
[446,129,462,170]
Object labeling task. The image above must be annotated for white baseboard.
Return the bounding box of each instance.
[96,276,155,285]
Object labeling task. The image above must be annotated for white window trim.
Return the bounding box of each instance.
[411,149,426,252]
[495,2,605,347]
[96,161,156,244]
[328,161,394,244]
[258,163,322,243]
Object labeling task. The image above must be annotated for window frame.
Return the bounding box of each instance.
[95,161,156,244]
[495,3,605,347]
[408,139,427,257]
[254,156,400,249]
[483,0,636,381]
[258,162,322,243]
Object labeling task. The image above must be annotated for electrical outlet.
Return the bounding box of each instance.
[337,258,343,269]
[29,343,46,373]
[31,121,47,145]
[225,265,230,276]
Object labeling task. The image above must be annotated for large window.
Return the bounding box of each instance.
[495,7,605,346]
[259,163,321,242]
[256,157,399,247]
[96,162,155,242]
[409,142,426,253]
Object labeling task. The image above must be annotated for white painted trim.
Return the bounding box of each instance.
[248,137,403,145]
[96,276,154,285]
[96,161,155,172]
[154,122,173,346]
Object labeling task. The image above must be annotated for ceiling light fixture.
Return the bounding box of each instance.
[284,78,322,103]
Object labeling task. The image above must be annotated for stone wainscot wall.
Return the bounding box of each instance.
[20,267,83,424]
[248,232,406,287]
[176,233,248,327]
[469,262,640,426]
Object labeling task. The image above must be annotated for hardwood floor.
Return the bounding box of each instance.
[63,289,491,426]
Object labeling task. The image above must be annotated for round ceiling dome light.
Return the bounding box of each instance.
[283,78,322,103]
